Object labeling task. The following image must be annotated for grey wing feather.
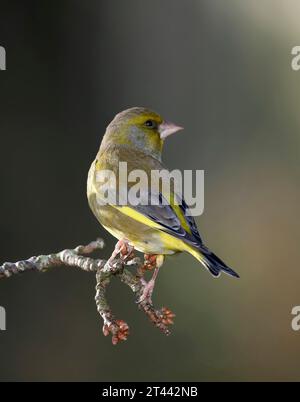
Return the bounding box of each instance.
[131,192,202,248]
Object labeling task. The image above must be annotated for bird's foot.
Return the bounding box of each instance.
[102,319,129,345]
[107,239,135,268]
[119,241,135,263]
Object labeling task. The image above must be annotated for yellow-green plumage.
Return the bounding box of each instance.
[87,107,239,279]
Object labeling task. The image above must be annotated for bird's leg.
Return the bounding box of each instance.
[107,239,135,268]
[137,254,164,303]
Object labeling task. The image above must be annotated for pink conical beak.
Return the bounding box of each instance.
[159,121,184,139]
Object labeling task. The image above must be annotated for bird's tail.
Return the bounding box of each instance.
[189,244,239,278]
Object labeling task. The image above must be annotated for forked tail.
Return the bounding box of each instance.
[190,244,239,278]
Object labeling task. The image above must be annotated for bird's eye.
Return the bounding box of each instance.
[144,119,156,129]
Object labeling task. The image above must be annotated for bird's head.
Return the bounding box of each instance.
[101,107,183,160]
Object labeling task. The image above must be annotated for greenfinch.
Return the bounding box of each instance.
[87,107,238,298]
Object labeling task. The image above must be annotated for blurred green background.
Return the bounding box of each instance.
[0,0,300,381]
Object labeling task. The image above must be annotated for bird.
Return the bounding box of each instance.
[87,107,239,301]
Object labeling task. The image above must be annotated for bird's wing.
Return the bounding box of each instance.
[92,149,202,248]
[113,190,202,249]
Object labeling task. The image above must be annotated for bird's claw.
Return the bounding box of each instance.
[119,242,135,263]
[107,239,135,268]
[102,319,129,345]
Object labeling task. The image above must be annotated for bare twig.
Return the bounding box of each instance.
[0,239,175,344]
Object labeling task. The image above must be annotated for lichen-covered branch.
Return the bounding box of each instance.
[0,239,175,344]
